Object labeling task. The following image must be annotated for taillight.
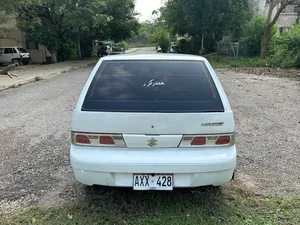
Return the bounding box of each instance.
[75,135,90,144]
[180,134,234,147]
[71,132,126,147]
[191,137,206,145]
[216,136,231,145]
[99,136,115,145]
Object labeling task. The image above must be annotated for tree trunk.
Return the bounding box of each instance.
[50,51,56,63]
[260,0,288,57]
[59,43,65,62]
[260,26,272,57]
[77,37,82,59]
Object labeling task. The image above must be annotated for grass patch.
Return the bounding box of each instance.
[8,84,22,89]
[206,55,270,69]
[7,77,42,89]
[1,186,299,225]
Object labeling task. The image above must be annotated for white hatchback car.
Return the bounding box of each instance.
[70,54,236,191]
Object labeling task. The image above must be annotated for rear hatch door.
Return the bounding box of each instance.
[73,59,234,148]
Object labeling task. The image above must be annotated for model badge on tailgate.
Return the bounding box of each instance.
[201,122,224,127]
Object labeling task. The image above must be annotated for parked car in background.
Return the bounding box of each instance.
[0,47,31,65]
[168,45,181,53]
[97,41,113,57]
[97,45,109,57]
[156,46,162,52]
[70,54,236,191]
[112,46,125,53]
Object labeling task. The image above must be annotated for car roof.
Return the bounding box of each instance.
[101,54,206,61]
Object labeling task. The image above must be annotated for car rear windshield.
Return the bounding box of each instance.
[82,60,224,112]
[17,48,28,53]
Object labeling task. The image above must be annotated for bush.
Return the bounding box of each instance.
[177,39,193,54]
[63,40,77,60]
[149,26,170,53]
[270,25,300,68]
[242,16,277,57]
[115,41,129,50]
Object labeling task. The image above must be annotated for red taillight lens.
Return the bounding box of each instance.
[179,134,234,147]
[72,132,125,147]
[99,136,115,145]
[75,135,90,144]
[191,137,207,145]
[216,136,231,145]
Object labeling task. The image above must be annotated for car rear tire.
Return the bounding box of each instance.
[189,185,221,193]
[84,185,112,194]
[12,59,20,65]
[22,61,29,65]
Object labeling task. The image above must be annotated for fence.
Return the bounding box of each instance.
[216,41,250,58]
[216,40,278,58]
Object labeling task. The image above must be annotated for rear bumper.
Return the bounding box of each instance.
[70,145,236,187]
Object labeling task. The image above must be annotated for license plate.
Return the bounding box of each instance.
[133,174,173,190]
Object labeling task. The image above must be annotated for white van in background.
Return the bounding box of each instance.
[0,47,31,65]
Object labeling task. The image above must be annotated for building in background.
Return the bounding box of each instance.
[249,0,298,32]
[0,14,54,64]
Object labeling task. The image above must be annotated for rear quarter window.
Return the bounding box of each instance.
[18,48,28,53]
[82,60,224,113]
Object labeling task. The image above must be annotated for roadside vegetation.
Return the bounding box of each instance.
[6,76,43,89]
[207,23,300,71]
[144,0,300,70]
[128,22,157,48]
[2,185,300,224]
[271,24,300,68]
[8,84,22,89]
[207,56,270,69]
[0,0,139,62]
[34,76,42,81]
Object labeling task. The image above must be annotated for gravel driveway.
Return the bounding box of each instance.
[217,69,300,196]
[0,64,299,214]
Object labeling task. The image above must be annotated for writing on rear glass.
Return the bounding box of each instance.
[143,79,165,87]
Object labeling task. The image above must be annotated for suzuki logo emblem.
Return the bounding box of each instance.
[147,138,158,147]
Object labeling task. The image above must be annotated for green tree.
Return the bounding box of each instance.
[105,0,140,42]
[128,22,156,46]
[149,26,170,53]
[0,0,37,24]
[63,0,96,59]
[2,0,139,62]
[243,16,277,57]
[272,25,300,68]
[260,0,289,57]
[161,0,251,53]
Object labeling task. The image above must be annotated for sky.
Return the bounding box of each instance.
[135,0,163,22]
